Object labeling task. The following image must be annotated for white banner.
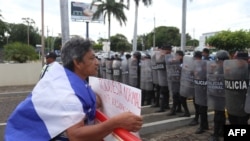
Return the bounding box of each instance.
[89,77,141,141]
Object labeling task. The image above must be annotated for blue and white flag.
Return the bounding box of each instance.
[5,62,96,141]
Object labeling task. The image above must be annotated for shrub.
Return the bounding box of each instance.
[4,42,38,63]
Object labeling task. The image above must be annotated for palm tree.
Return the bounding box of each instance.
[92,0,128,42]
[0,9,2,19]
[120,0,152,51]
[0,9,4,22]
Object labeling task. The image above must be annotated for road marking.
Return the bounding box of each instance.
[0,123,6,126]
[0,91,31,95]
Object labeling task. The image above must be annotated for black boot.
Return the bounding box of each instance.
[145,90,153,105]
[179,96,190,117]
[167,102,176,116]
[176,103,182,113]
[189,100,199,126]
[165,89,170,109]
[179,112,190,117]
[200,106,209,130]
[151,85,160,107]
[166,109,176,116]
[215,110,226,137]
[141,90,146,106]
[189,119,199,126]
[213,115,221,138]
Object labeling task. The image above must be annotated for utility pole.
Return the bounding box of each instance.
[181,0,187,51]
[47,26,50,51]
[41,0,45,66]
[60,0,70,46]
[132,4,138,52]
[153,16,155,48]
[22,17,35,46]
[86,21,89,39]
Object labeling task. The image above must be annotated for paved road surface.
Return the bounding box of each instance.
[1,85,223,141]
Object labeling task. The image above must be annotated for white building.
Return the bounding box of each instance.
[199,31,219,48]
[195,31,220,51]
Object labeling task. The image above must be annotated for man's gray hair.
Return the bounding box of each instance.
[61,37,92,71]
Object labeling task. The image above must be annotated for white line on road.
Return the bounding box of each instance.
[0,123,6,126]
[0,91,31,95]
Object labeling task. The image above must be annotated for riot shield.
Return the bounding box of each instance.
[207,60,225,111]
[165,54,174,95]
[244,83,250,113]
[155,51,168,87]
[194,60,207,106]
[121,59,129,85]
[128,57,139,88]
[100,57,106,79]
[112,59,122,82]
[180,56,195,98]
[167,57,182,94]
[224,59,248,117]
[140,58,153,91]
[151,51,159,85]
[97,58,102,78]
[245,65,250,114]
[105,59,113,80]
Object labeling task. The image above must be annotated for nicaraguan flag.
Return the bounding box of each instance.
[5,62,96,141]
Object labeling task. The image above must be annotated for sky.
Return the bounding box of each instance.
[0,0,250,42]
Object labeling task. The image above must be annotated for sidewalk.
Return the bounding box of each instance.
[141,119,220,141]
[0,85,35,94]
[139,105,221,141]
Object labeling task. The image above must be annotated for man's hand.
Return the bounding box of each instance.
[113,112,143,132]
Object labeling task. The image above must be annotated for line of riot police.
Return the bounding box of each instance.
[96,47,250,141]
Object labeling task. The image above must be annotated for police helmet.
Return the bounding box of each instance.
[215,50,230,61]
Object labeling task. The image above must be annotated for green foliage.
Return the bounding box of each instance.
[110,34,131,51]
[0,21,7,48]
[206,29,250,52]
[3,42,38,63]
[8,23,41,47]
[186,39,199,47]
[150,26,181,47]
[97,37,108,44]
[138,26,194,50]
[136,34,148,51]
[53,37,62,51]
[93,43,103,51]
[0,10,8,48]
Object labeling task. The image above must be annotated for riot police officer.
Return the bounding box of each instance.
[140,54,154,106]
[193,51,209,134]
[112,58,122,82]
[167,50,189,116]
[121,53,131,85]
[128,51,141,89]
[224,51,249,125]
[155,44,172,112]
[207,50,230,141]
[151,48,161,107]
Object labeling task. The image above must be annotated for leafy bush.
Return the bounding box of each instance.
[3,42,39,63]
[206,29,250,52]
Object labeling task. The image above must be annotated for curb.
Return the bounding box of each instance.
[139,111,214,135]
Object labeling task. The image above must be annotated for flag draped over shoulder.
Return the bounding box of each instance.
[5,62,96,141]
